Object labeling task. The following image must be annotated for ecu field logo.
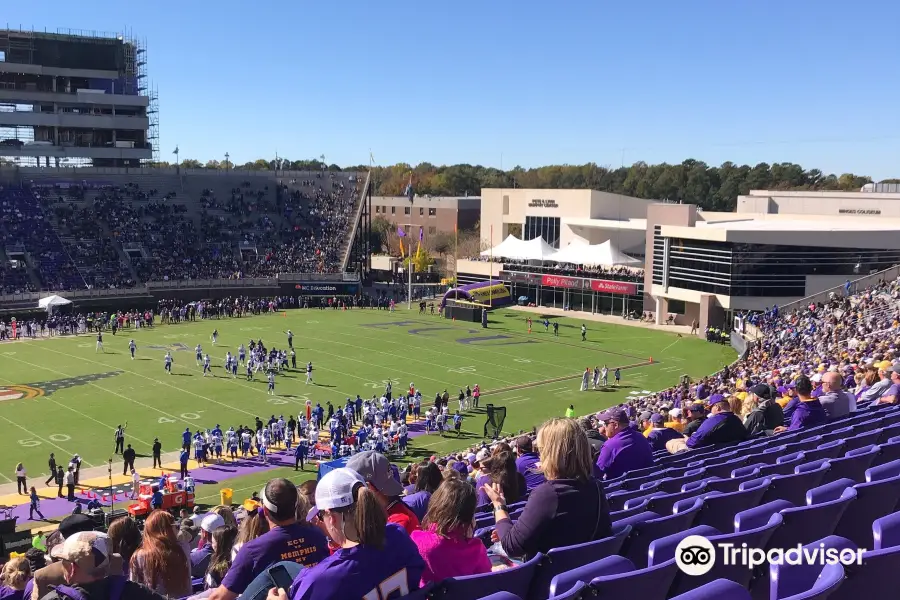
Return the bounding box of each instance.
[0,371,122,402]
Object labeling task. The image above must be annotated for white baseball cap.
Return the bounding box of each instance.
[200,513,225,533]
[311,468,366,518]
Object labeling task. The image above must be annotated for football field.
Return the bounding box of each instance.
[0,307,733,522]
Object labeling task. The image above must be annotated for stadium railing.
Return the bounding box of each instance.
[340,171,371,273]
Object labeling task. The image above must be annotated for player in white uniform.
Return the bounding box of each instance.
[164,351,173,374]
[267,371,276,395]
[195,344,203,365]
[129,339,136,360]
[202,353,212,376]
[305,361,313,384]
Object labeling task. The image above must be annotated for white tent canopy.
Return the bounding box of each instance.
[480,235,558,261]
[548,240,642,267]
[38,294,73,311]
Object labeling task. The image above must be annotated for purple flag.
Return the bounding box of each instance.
[397,227,406,237]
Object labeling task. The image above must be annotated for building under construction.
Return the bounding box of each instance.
[0,28,157,167]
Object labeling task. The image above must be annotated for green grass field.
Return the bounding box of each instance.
[0,307,734,511]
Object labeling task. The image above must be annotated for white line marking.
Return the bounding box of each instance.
[0,414,94,467]
[659,338,681,354]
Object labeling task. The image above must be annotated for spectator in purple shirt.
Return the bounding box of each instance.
[402,462,442,521]
[484,418,612,559]
[514,435,546,491]
[775,375,828,433]
[595,409,653,480]
[278,468,425,600]
[210,478,328,600]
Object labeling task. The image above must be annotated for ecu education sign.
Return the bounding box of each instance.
[284,282,360,296]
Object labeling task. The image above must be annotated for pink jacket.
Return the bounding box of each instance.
[410,525,493,585]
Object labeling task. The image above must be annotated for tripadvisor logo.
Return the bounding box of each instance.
[674,535,865,576]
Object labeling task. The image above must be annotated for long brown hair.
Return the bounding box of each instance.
[480,451,520,502]
[130,511,189,593]
[207,525,237,585]
[422,478,475,538]
[235,509,269,548]
[107,516,142,566]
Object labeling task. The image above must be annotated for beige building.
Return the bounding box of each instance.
[647,189,900,330]
[479,188,652,254]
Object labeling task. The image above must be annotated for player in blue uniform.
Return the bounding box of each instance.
[453,411,463,437]
[306,361,313,384]
[238,343,246,365]
[95,331,104,353]
[211,329,218,345]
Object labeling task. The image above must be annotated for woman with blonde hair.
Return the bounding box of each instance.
[483,417,611,559]
[0,556,31,600]
[211,504,238,529]
[129,510,192,598]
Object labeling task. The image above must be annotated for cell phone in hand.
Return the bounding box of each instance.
[268,564,294,592]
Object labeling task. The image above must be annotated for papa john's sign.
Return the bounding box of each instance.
[539,274,637,296]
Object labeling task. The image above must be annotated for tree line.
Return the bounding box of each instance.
[147,157,896,212]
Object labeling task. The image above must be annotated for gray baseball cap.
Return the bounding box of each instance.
[345,450,403,497]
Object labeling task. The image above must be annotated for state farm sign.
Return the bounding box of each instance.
[590,279,638,295]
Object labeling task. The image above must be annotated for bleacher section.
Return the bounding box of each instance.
[0,168,364,292]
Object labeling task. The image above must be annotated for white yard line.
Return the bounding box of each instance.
[0,374,153,448]
[5,354,223,428]
[0,413,94,467]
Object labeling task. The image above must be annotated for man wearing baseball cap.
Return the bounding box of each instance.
[190,513,226,578]
[646,413,683,452]
[743,383,785,436]
[668,394,747,453]
[41,531,166,600]
[682,403,707,437]
[32,514,128,600]
[594,408,653,480]
[347,450,420,534]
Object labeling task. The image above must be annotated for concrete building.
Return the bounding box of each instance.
[372,195,480,236]
[0,29,155,167]
[647,189,900,330]
[478,188,652,255]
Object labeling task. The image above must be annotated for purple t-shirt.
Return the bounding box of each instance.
[289,523,425,600]
[222,522,329,594]
[0,586,25,600]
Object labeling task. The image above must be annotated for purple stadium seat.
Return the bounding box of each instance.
[842,430,883,452]
[526,523,632,600]
[821,444,880,483]
[799,536,900,600]
[673,477,770,534]
[755,452,808,478]
[545,581,586,600]
[771,558,845,599]
[832,467,900,547]
[872,510,900,549]
[704,469,763,493]
[872,438,900,467]
[608,487,657,511]
[652,468,709,494]
[620,471,670,491]
[818,426,856,446]
[650,514,783,593]
[766,483,856,550]
[629,487,708,517]
[586,558,678,600]
[877,424,900,443]
[620,503,703,568]
[610,500,653,521]
[549,555,635,598]
[476,593,523,600]
[436,553,542,600]
[781,436,824,455]
[799,439,846,463]
[670,579,751,600]
[852,418,883,434]
[759,462,830,506]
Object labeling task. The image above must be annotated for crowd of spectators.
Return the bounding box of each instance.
[501,261,644,283]
[0,173,361,294]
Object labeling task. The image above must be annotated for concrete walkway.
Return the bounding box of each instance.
[510,305,695,336]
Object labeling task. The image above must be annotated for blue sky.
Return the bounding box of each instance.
[7,1,899,178]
